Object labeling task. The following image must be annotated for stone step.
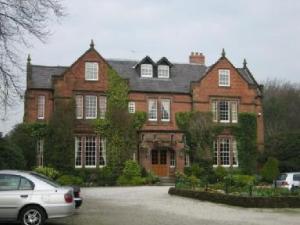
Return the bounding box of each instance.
[158,176,176,186]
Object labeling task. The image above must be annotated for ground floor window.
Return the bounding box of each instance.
[213,137,238,167]
[75,136,106,168]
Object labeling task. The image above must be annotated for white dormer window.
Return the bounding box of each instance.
[141,64,153,78]
[158,65,170,78]
[219,69,230,87]
[85,62,99,81]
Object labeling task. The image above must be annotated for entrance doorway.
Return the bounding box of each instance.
[151,148,175,176]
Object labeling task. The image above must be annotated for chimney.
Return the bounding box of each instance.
[189,52,205,65]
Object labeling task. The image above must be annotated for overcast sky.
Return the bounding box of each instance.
[1,0,300,134]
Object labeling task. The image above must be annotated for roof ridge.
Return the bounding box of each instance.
[31,64,69,68]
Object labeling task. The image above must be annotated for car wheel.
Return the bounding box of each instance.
[20,205,46,225]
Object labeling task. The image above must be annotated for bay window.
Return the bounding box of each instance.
[213,137,238,167]
[75,95,83,119]
[99,96,107,119]
[85,95,97,119]
[211,99,238,123]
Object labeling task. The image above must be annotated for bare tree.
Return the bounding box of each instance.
[0,0,65,112]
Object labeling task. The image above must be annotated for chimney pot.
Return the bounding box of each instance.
[189,51,205,65]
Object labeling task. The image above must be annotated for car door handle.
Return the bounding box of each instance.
[20,195,28,198]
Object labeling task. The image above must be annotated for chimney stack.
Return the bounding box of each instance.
[189,52,205,65]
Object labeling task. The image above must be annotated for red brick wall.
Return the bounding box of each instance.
[191,57,264,148]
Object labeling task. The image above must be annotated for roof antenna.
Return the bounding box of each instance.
[243,58,247,69]
[221,48,226,57]
[90,39,94,49]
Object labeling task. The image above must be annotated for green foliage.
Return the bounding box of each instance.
[144,171,160,184]
[0,136,25,170]
[44,99,75,172]
[94,68,146,174]
[263,132,300,172]
[56,175,84,186]
[230,175,256,187]
[235,113,257,174]
[34,167,60,180]
[214,166,228,182]
[117,160,145,185]
[261,157,280,183]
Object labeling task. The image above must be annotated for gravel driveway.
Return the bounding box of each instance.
[49,186,300,225]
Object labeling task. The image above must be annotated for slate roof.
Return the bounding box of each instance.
[29,59,258,93]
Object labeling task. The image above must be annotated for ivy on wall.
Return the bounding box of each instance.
[95,68,146,174]
[176,112,257,174]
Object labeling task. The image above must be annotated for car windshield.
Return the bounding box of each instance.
[30,172,61,188]
[277,174,287,180]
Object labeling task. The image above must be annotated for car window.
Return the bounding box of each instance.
[30,172,60,188]
[19,177,34,190]
[293,174,300,181]
[0,174,20,191]
[277,174,287,180]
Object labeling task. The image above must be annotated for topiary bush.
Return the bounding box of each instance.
[261,157,280,183]
[56,175,84,186]
[34,167,60,180]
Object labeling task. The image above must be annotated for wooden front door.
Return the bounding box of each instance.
[151,149,168,176]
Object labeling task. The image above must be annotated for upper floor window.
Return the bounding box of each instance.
[99,96,107,119]
[211,100,238,123]
[148,99,157,121]
[85,95,97,119]
[218,69,230,87]
[75,95,83,119]
[128,101,136,113]
[85,62,99,81]
[158,65,170,79]
[161,99,171,122]
[37,95,45,119]
[141,64,153,78]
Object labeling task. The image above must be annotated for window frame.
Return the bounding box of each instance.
[213,137,238,168]
[141,64,153,78]
[170,151,176,167]
[99,137,106,167]
[37,95,45,120]
[85,95,97,119]
[84,136,97,168]
[75,95,84,119]
[0,174,34,191]
[160,99,171,122]
[148,99,158,121]
[218,69,230,87]
[211,99,238,124]
[75,137,83,168]
[99,96,107,119]
[157,65,170,79]
[128,101,136,113]
[85,62,99,81]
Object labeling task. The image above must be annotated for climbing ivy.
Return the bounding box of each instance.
[94,68,146,174]
[176,112,257,174]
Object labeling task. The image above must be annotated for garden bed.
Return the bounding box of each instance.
[168,187,300,208]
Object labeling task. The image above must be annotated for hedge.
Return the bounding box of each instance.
[168,187,300,208]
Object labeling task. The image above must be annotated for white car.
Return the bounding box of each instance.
[275,172,300,190]
[0,170,75,225]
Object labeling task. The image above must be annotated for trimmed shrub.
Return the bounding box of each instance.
[117,176,145,186]
[117,160,145,186]
[34,167,60,180]
[144,171,160,184]
[261,157,280,183]
[231,174,256,186]
[56,175,84,186]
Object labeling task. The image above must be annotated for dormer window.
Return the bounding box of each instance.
[219,69,230,87]
[141,64,153,78]
[158,65,170,79]
[85,62,99,81]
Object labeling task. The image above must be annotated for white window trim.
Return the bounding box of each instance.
[141,64,153,78]
[128,101,136,113]
[158,65,170,79]
[85,62,99,81]
[75,137,82,168]
[99,96,107,119]
[75,95,83,119]
[218,69,230,87]
[170,151,176,168]
[161,99,171,122]
[213,137,239,168]
[99,137,106,168]
[219,101,230,123]
[85,95,97,119]
[37,95,45,119]
[148,99,158,121]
